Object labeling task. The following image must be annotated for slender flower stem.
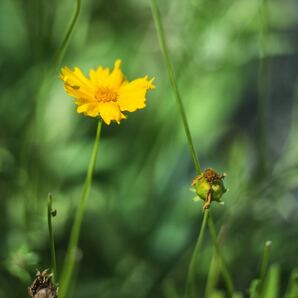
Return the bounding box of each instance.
[52,0,81,70]
[21,0,81,262]
[59,119,102,298]
[208,215,234,298]
[25,0,81,161]
[259,241,272,280]
[204,227,226,298]
[150,0,202,175]
[204,250,220,298]
[150,1,234,297]
[257,240,272,297]
[186,210,209,298]
[35,0,81,124]
[48,193,57,282]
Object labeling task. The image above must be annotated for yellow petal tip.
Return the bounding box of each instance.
[148,77,155,89]
[115,59,122,69]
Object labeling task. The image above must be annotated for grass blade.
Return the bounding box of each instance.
[262,264,280,298]
[284,269,298,298]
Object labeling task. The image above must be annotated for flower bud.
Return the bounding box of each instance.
[192,168,227,209]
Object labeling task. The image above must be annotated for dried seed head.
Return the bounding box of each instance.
[192,168,227,209]
[28,269,58,298]
[34,288,57,298]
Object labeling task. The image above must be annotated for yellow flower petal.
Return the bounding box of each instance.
[74,98,88,105]
[89,60,124,91]
[60,67,95,100]
[76,103,100,117]
[89,67,110,86]
[108,59,125,91]
[86,104,101,117]
[98,102,126,125]
[117,76,155,112]
[77,103,90,113]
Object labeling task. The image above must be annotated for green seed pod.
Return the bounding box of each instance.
[192,168,227,209]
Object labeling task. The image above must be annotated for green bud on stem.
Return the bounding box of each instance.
[192,168,227,210]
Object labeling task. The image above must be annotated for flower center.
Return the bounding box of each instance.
[95,87,117,103]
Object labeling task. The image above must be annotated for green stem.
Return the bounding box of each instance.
[257,240,272,297]
[52,0,81,70]
[186,210,209,298]
[37,0,81,131]
[150,0,202,175]
[259,241,271,280]
[204,246,220,298]
[150,1,234,297]
[59,119,103,298]
[208,215,234,298]
[22,0,81,172]
[47,193,57,282]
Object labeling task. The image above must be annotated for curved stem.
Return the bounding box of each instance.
[48,193,57,282]
[150,0,202,175]
[186,210,209,298]
[52,0,81,69]
[208,214,234,298]
[59,119,102,298]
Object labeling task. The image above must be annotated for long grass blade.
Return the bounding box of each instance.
[262,264,280,298]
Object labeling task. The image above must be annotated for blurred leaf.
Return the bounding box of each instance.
[207,290,225,298]
[249,279,260,298]
[262,264,280,298]
[4,245,39,283]
[284,269,298,298]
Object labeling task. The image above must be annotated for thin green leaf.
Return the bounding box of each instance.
[249,279,260,298]
[262,264,280,298]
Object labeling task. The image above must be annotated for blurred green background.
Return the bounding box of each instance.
[1,0,298,297]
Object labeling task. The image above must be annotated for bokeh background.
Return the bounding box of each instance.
[1,0,298,297]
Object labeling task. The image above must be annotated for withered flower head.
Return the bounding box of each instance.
[192,168,227,210]
[28,269,58,298]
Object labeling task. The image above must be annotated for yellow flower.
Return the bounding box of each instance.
[60,59,155,125]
